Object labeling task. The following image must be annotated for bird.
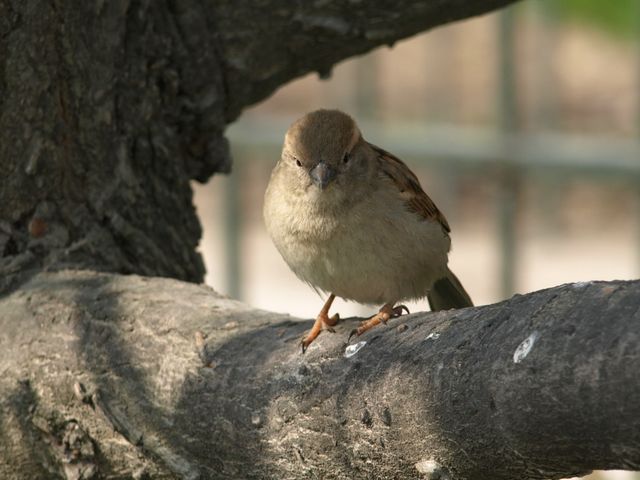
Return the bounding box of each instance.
[263,109,473,352]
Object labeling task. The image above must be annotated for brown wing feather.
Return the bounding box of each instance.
[369,142,450,233]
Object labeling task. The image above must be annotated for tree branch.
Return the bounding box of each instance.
[211,0,521,119]
[1,271,638,479]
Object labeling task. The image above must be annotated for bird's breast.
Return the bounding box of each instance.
[264,185,450,305]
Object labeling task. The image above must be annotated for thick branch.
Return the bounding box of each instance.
[1,271,638,479]
[212,0,520,119]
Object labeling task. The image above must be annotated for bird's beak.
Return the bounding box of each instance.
[309,162,336,190]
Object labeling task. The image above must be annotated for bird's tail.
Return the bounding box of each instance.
[427,267,473,311]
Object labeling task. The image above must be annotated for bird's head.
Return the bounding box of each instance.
[281,109,370,198]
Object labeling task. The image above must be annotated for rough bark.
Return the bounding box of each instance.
[1,270,638,479]
[0,0,518,290]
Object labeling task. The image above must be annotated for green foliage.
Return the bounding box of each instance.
[545,0,639,37]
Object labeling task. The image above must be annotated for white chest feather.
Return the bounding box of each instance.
[264,179,450,305]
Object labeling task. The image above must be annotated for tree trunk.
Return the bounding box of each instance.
[0,271,638,479]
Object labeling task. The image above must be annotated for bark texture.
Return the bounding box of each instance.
[0,271,638,479]
[0,0,518,290]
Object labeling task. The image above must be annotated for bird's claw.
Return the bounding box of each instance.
[300,311,341,354]
[346,304,408,343]
[324,313,339,333]
[348,328,358,342]
[392,305,410,317]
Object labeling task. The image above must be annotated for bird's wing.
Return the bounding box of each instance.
[369,142,451,233]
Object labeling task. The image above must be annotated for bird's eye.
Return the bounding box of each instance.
[343,152,350,164]
[295,159,302,167]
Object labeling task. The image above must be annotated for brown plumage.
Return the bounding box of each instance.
[370,142,451,233]
[264,109,473,352]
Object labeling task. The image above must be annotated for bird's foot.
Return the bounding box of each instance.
[300,313,340,353]
[348,303,409,341]
[391,304,410,318]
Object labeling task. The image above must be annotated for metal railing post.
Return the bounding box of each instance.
[354,52,378,121]
[224,156,242,300]
[636,0,640,277]
[497,5,520,299]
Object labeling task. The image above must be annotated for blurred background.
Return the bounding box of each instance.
[194,2,639,477]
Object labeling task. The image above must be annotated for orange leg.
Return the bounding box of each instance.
[301,293,340,353]
[348,303,409,341]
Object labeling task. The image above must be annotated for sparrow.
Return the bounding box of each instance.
[263,109,473,352]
